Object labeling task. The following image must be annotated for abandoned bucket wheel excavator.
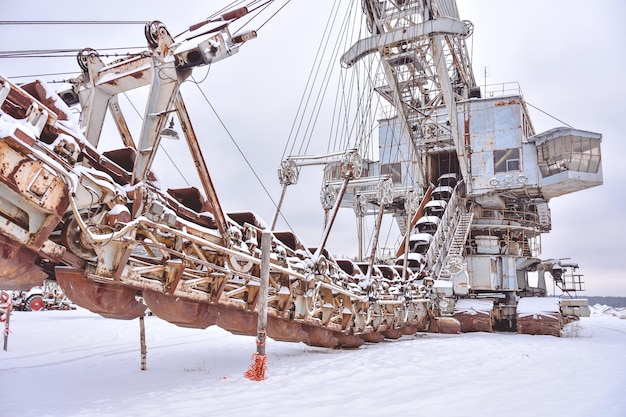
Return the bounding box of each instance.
[0,0,602,347]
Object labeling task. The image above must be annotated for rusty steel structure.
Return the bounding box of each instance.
[0,1,603,343]
[0,8,434,348]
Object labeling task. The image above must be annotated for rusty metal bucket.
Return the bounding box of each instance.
[0,236,48,290]
[142,290,217,329]
[55,266,146,319]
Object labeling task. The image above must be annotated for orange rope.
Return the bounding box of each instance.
[244,352,267,381]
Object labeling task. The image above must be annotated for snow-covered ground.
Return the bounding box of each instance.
[1,305,624,417]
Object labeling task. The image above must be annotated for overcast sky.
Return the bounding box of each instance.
[1,0,624,296]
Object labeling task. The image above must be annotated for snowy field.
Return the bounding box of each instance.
[1,305,624,417]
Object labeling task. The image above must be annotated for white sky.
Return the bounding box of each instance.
[1,0,624,296]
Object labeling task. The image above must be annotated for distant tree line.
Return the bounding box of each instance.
[584,296,626,308]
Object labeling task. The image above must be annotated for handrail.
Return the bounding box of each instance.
[473,207,541,230]
[423,182,465,276]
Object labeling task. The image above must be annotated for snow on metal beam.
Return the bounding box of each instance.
[340,17,470,68]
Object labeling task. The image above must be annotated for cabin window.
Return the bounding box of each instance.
[537,134,601,177]
[494,148,520,173]
[323,161,343,182]
[381,162,402,184]
[521,112,534,140]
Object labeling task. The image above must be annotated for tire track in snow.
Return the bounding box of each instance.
[588,321,626,335]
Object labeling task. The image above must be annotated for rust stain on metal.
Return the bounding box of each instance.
[454,310,494,332]
[464,116,471,146]
[143,289,217,328]
[0,236,49,290]
[55,266,147,319]
[495,99,518,107]
[517,313,561,337]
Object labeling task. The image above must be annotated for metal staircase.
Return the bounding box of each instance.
[423,185,466,278]
[447,212,474,259]
[437,212,474,280]
[393,212,408,235]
